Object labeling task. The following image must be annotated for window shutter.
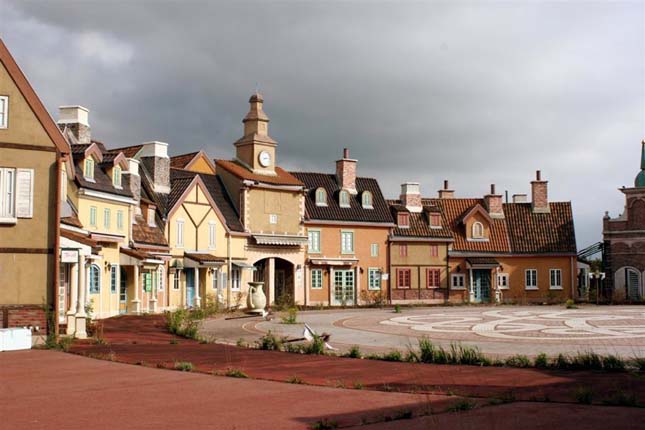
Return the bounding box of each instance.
[15,168,34,218]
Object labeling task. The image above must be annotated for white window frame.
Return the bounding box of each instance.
[0,96,8,128]
[113,166,122,188]
[158,267,164,291]
[147,208,156,227]
[103,208,111,229]
[116,210,124,230]
[315,188,327,206]
[370,243,378,257]
[368,268,381,290]
[340,230,354,254]
[231,268,241,291]
[525,269,538,290]
[176,219,184,248]
[362,191,373,209]
[0,167,16,222]
[110,264,118,294]
[472,222,484,239]
[84,158,95,181]
[308,229,321,254]
[89,264,101,294]
[208,221,216,250]
[89,206,97,227]
[212,268,219,290]
[173,270,181,290]
[339,190,350,208]
[269,214,278,224]
[497,273,509,290]
[429,213,441,229]
[550,269,562,290]
[451,274,466,290]
[311,268,323,289]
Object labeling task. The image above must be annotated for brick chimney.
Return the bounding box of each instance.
[336,148,357,194]
[124,158,141,203]
[484,184,504,218]
[531,170,549,213]
[140,141,170,195]
[57,105,91,144]
[438,180,454,199]
[400,182,422,213]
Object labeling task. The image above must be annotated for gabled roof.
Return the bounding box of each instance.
[170,151,217,173]
[168,168,245,233]
[110,144,143,158]
[459,204,493,225]
[0,38,69,154]
[216,159,303,187]
[291,172,393,224]
[69,143,134,198]
[388,201,453,239]
[132,214,168,248]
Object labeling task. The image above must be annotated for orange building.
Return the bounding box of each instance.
[389,172,577,304]
[291,149,394,306]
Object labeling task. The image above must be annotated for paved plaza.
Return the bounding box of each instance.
[202,305,645,358]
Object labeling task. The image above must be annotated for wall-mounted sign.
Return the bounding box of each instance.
[61,249,78,263]
[381,273,389,281]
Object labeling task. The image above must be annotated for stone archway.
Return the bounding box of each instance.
[252,257,295,307]
[615,266,642,301]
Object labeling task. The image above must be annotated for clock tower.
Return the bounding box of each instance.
[234,92,277,176]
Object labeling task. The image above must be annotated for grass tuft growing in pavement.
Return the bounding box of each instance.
[310,418,338,430]
[256,331,284,351]
[343,345,362,359]
[447,399,476,412]
[287,375,303,384]
[224,368,249,378]
[174,361,193,372]
[505,355,531,368]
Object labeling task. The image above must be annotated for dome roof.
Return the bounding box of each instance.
[636,170,645,188]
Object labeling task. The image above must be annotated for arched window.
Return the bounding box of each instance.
[113,166,122,187]
[89,264,101,294]
[472,222,484,239]
[339,190,350,208]
[362,191,373,209]
[315,188,327,206]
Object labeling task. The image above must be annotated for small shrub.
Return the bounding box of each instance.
[552,353,570,370]
[47,335,74,352]
[281,307,298,324]
[448,399,476,412]
[393,304,401,313]
[602,355,626,372]
[382,350,403,362]
[236,338,247,348]
[405,350,419,363]
[418,337,435,363]
[353,381,364,390]
[632,357,645,372]
[534,353,549,368]
[174,361,193,372]
[302,335,326,355]
[224,368,249,378]
[344,345,362,359]
[570,352,603,371]
[256,331,284,351]
[283,342,304,353]
[575,386,593,404]
[366,353,383,360]
[505,355,531,368]
[310,418,338,430]
[565,299,577,309]
[287,375,303,384]
[451,343,489,366]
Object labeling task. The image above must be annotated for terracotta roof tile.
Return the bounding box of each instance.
[61,229,100,250]
[388,201,453,239]
[110,144,143,158]
[170,152,199,169]
[291,172,393,224]
[216,159,303,186]
[61,215,83,229]
[132,214,168,248]
[184,253,226,264]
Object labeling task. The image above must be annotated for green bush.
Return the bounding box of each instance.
[565,299,577,309]
[224,368,249,378]
[302,335,326,355]
[281,307,298,324]
[418,337,436,363]
[570,352,603,371]
[632,357,645,372]
[174,361,193,372]
[505,355,531,368]
[534,353,549,368]
[393,304,401,313]
[552,353,571,369]
[256,331,284,351]
[601,355,626,372]
[344,345,362,359]
[381,350,403,362]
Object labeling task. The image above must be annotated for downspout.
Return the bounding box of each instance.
[570,256,575,300]
[227,233,232,309]
[53,152,63,337]
[445,242,449,304]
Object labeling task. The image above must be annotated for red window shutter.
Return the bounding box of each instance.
[399,244,408,257]
[430,213,440,226]
[427,269,440,288]
[398,269,411,288]
[430,245,438,257]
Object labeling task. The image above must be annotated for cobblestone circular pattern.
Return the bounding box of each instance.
[381,309,645,341]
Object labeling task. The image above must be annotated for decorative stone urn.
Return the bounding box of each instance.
[247,282,267,314]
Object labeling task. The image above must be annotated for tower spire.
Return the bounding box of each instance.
[634,140,645,187]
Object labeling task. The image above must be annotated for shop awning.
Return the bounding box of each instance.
[466,257,500,269]
[184,253,226,266]
[309,258,358,266]
[253,234,308,246]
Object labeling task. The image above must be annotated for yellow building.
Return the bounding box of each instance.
[216,93,308,306]
[0,38,70,335]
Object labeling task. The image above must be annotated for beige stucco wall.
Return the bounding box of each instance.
[246,188,302,234]
[389,241,449,290]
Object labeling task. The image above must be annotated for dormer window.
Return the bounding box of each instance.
[362,191,373,209]
[398,212,410,228]
[113,166,122,188]
[339,190,350,208]
[83,157,95,181]
[472,221,484,239]
[429,213,441,228]
[315,188,327,206]
[147,207,156,227]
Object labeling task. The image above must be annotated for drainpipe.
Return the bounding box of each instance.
[570,256,575,300]
[227,234,232,309]
[53,153,63,337]
[445,243,449,304]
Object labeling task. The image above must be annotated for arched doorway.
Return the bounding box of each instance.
[253,257,295,307]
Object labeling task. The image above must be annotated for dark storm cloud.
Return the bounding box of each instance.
[1,0,643,247]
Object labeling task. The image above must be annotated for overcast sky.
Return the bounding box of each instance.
[1,0,644,248]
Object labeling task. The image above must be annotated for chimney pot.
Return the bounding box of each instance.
[343,148,349,159]
[490,184,496,195]
[536,170,541,181]
[444,180,449,190]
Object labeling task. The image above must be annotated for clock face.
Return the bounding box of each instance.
[258,151,272,167]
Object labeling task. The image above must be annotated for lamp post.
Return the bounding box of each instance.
[589,271,606,305]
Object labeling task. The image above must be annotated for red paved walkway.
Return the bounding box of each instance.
[71,315,645,405]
